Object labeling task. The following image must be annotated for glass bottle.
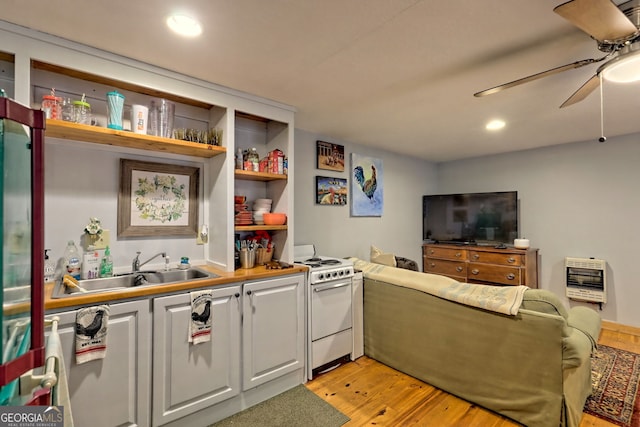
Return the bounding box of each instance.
[63,240,82,280]
[247,148,259,172]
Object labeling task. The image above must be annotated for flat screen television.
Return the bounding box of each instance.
[423,191,518,245]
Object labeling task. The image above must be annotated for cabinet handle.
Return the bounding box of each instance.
[234,293,240,298]
[506,273,515,280]
[472,254,479,260]
[507,257,515,264]
[246,290,252,296]
[471,269,479,275]
[456,266,463,272]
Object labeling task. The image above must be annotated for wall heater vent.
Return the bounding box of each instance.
[565,257,606,303]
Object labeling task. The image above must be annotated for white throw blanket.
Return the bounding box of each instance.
[350,258,527,315]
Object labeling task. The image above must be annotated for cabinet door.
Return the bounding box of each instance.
[242,274,304,390]
[152,285,241,427]
[47,299,151,427]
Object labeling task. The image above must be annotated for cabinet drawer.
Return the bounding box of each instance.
[425,259,466,278]
[468,264,523,285]
[469,251,523,266]
[424,246,467,261]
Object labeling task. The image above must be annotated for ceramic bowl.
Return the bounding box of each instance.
[263,212,287,225]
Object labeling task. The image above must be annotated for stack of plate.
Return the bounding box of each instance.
[253,198,272,225]
[235,201,252,225]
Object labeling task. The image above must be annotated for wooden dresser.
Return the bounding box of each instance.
[423,243,538,288]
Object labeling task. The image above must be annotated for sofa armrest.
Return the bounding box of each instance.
[567,306,602,350]
[563,329,593,368]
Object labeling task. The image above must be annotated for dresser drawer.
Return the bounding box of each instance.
[425,259,466,279]
[424,246,467,261]
[468,264,523,285]
[468,251,523,267]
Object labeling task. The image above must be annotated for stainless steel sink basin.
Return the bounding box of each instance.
[50,267,219,299]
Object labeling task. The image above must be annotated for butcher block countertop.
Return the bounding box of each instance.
[43,264,308,312]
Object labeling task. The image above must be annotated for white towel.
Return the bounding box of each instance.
[47,327,75,427]
[189,290,213,344]
[75,305,109,364]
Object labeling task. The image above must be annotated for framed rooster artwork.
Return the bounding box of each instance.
[350,153,383,216]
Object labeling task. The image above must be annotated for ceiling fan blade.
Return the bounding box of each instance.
[554,0,638,42]
[559,74,600,108]
[474,58,600,97]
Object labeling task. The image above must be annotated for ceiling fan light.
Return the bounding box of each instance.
[602,54,640,83]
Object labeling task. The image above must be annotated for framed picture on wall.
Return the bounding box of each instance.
[316,176,348,205]
[118,159,199,237]
[316,141,345,172]
[351,153,383,217]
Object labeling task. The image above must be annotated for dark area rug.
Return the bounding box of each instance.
[210,384,349,427]
[584,344,640,426]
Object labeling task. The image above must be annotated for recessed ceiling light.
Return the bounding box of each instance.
[486,119,506,131]
[166,14,202,37]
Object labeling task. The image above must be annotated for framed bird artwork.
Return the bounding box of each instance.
[350,153,383,216]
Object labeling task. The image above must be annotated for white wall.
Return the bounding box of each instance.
[437,134,640,327]
[293,129,438,264]
[45,140,207,273]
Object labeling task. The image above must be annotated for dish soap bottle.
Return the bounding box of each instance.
[44,249,56,283]
[63,240,82,281]
[99,246,114,278]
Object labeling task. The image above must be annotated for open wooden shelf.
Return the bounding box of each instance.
[234,169,287,182]
[235,225,287,232]
[45,120,226,158]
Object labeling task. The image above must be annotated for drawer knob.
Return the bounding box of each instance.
[455,252,461,258]
[456,266,463,272]
[507,257,515,263]
[472,254,479,260]
[429,250,435,255]
[430,262,436,268]
[471,269,479,275]
[506,273,515,280]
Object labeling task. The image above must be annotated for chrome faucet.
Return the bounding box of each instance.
[132,251,167,272]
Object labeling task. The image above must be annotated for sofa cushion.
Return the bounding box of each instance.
[395,256,419,271]
[370,245,397,267]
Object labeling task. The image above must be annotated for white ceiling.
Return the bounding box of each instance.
[2,0,640,162]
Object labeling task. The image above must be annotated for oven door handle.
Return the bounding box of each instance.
[313,282,351,293]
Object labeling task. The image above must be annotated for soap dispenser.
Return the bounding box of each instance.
[99,246,114,278]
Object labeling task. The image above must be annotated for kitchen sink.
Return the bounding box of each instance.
[50,267,219,299]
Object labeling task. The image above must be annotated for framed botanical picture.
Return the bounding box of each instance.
[316,176,348,205]
[118,159,199,237]
[351,153,383,217]
[316,140,345,172]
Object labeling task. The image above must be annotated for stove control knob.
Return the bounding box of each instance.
[332,271,338,278]
[318,273,324,280]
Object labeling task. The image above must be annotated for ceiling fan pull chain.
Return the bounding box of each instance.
[599,74,607,143]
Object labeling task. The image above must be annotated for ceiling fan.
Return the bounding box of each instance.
[474,0,640,108]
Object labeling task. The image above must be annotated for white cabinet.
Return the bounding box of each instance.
[152,285,241,427]
[242,274,305,390]
[47,299,151,427]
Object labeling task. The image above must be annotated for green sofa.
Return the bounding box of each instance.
[357,259,601,427]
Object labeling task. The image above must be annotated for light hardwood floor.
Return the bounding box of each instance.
[306,321,640,427]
